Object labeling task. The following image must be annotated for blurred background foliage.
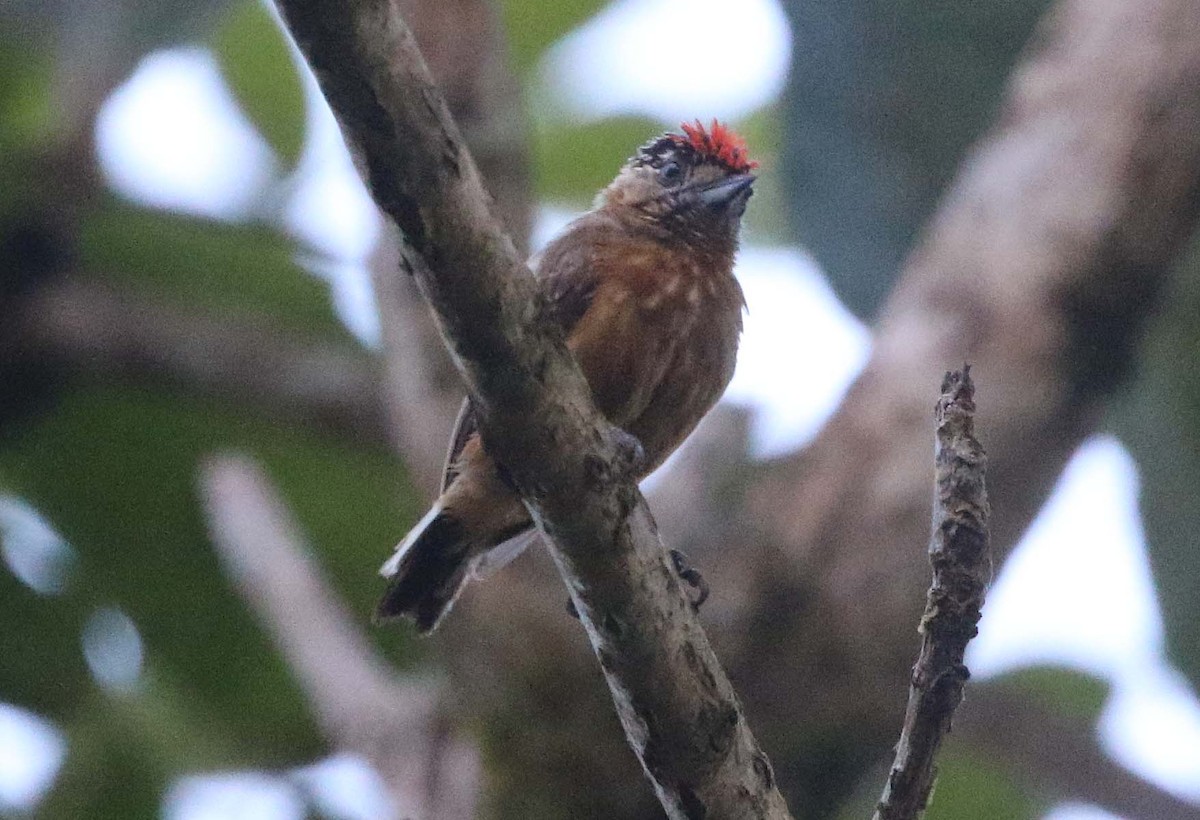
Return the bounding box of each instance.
[0,0,1198,817]
[780,0,1052,317]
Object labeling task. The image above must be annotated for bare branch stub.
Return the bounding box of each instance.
[874,366,991,820]
[268,0,792,816]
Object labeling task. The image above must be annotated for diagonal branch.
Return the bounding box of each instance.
[268,1,792,816]
[874,367,991,820]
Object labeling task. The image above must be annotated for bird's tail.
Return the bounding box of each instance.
[375,504,473,634]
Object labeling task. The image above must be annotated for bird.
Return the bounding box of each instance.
[376,119,757,633]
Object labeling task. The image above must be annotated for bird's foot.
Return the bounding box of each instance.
[670,548,709,611]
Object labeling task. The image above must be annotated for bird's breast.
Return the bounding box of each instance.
[625,264,743,472]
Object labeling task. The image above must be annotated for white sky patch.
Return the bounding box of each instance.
[1102,665,1200,800]
[969,437,1162,679]
[0,704,66,813]
[285,59,383,346]
[0,496,76,596]
[95,48,275,219]
[726,246,869,455]
[543,0,791,122]
[531,207,577,251]
[164,773,305,820]
[299,255,381,348]
[971,438,1200,801]
[81,607,145,694]
[284,63,381,263]
[1043,805,1124,820]
[291,753,394,820]
[95,44,382,346]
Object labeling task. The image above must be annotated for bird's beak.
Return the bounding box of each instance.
[697,173,756,210]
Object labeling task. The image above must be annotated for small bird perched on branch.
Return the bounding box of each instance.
[377,120,756,633]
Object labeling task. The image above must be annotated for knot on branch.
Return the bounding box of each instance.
[936,364,976,425]
[582,428,645,491]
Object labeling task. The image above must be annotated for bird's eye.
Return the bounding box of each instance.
[658,161,683,185]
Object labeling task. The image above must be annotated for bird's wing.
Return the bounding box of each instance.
[440,219,604,492]
[541,215,689,427]
[440,397,478,493]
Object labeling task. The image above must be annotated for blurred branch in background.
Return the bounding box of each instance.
[16,277,393,447]
[200,453,478,820]
[754,0,1200,651]
[959,687,1200,820]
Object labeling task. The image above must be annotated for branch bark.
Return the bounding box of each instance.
[269,1,792,816]
[874,367,990,820]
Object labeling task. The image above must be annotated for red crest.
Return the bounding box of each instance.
[669,119,758,173]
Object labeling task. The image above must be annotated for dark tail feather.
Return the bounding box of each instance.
[376,509,471,634]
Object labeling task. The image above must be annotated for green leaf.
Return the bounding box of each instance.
[0,37,53,157]
[0,555,91,714]
[923,747,1042,820]
[2,194,426,816]
[834,747,1043,820]
[2,0,240,148]
[213,0,307,170]
[500,0,612,75]
[532,114,662,203]
[991,665,1110,724]
[36,709,164,820]
[0,384,421,766]
[733,106,790,244]
[80,200,351,342]
[32,675,242,819]
[0,35,57,218]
